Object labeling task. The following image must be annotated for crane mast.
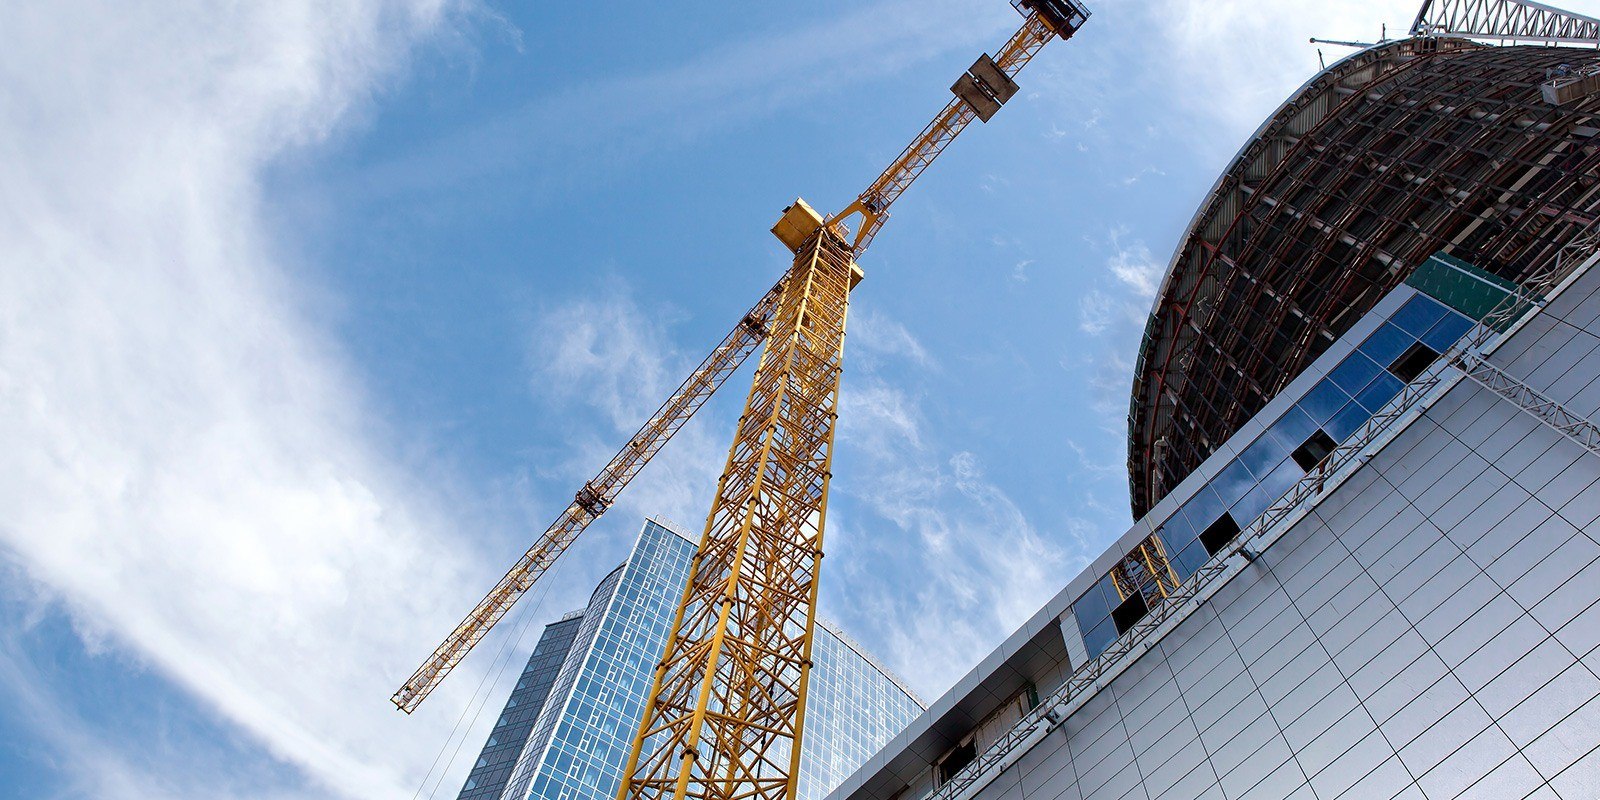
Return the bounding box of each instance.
[390,1,1090,795]
[619,5,1089,800]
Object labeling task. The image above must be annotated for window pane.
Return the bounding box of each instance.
[1391,294,1449,337]
[1212,459,1255,505]
[1359,322,1414,366]
[1157,513,1196,555]
[1328,351,1383,396]
[1265,406,1318,452]
[1298,378,1351,424]
[1421,311,1474,352]
[1175,538,1209,578]
[1325,401,1372,442]
[1356,370,1405,413]
[1180,486,1226,535]
[1231,483,1274,525]
[1073,584,1110,630]
[1238,432,1287,480]
[1084,618,1117,659]
[1257,455,1304,501]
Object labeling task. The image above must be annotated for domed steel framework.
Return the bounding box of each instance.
[1129,37,1600,517]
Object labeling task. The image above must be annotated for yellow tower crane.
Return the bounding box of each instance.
[394,0,1090,797]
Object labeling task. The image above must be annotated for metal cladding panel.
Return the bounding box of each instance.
[922,265,1600,800]
[832,253,1600,800]
[1128,38,1600,518]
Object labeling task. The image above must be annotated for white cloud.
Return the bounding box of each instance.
[1142,0,1418,143]
[833,443,1079,694]
[1078,289,1115,335]
[826,310,1087,695]
[342,0,1014,203]
[1106,228,1163,301]
[0,1,536,798]
[1012,258,1036,283]
[851,308,939,372]
[522,282,737,532]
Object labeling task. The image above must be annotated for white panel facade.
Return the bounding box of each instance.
[957,268,1600,798]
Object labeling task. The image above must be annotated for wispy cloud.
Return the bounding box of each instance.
[1142,0,1419,148]
[851,308,939,372]
[1012,258,1036,283]
[826,311,1088,695]
[1119,164,1168,187]
[0,586,312,800]
[1106,226,1163,301]
[522,281,736,531]
[343,0,1012,204]
[1078,289,1115,335]
[0,1,528,797]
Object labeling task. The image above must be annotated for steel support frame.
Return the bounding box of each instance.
[1130,42,1600,517]
[1412,0,1600,45]
[1456,352,1600,454]
[618,231,854,800]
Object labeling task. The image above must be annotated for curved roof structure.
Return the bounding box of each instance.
[1128,37,1600,517]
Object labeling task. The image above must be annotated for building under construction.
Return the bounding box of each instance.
[825,2,1600,799]
[1128,9,1600,518]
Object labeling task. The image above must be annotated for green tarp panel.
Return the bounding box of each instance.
[1406,251,1521,327]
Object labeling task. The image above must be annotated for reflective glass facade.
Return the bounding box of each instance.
[458,614,584,800]
[1077,289,1479,660]
[485,518,923,800]
[500,526,674,800]
[800,625,925,800]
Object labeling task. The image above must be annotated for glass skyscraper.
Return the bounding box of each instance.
[461,517,924,800]
[458,613,585,800]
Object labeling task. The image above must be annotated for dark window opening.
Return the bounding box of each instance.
[1111,590,1149,633]
[938,741,977,785]
[1291,429,1339,471]
[1389,340,1441,383]
[1200,513,1241,557]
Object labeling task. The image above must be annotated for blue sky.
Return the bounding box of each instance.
[1,0,1536,797]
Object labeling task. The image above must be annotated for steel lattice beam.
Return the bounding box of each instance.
[1455,352,1600,454]
[617,229,856,800]
[1412,0,1600,44]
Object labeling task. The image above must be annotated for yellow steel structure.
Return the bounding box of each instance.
[393,2,1090,797]
[618,5,1088,800]
[618,227,858,800]
[1109,534,1181,603]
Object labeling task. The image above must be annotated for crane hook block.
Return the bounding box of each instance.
[952,53,1019,123]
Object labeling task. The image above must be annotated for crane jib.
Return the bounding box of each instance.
[394,23,1094,800]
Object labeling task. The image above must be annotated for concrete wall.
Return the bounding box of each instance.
[981,268,1600,799]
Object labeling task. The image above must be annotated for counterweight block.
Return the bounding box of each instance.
[952,53,1019,122]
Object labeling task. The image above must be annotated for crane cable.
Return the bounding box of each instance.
[412,569,556,800]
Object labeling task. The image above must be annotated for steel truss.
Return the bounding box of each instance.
[616,7,1086,800]
[935,229,1600,800]
[1129,40,1600,517]
[617,229,854,800]
[1412,0,1600,45]
[1456,355,1600,454]
[1452,224,1600,458]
